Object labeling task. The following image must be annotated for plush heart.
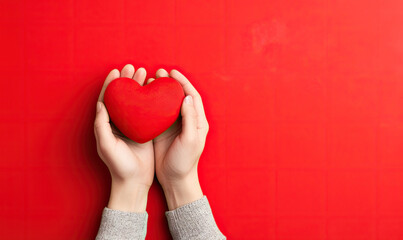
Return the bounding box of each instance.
[104,77,185,143]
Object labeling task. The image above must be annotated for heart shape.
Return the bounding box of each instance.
[104,77,185,143]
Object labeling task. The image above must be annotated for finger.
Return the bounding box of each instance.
[146,78,155,84]
[94,102,116,151]
[133,67,147,86]
[170,69,208,129]
[98,69,120,102]
[121,64,135,78]
[169,69,199,97]
[179,95,198,143]
[156,68,169,78]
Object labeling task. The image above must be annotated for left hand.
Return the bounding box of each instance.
[94,64,154,212]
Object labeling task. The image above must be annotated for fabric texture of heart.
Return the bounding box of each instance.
[104,77,185,143]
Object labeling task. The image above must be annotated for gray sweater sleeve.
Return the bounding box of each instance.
[95,208,148,240]
[165,196,226,240]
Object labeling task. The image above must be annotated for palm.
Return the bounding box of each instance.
[153,119,182,177]
[109,131,155,185]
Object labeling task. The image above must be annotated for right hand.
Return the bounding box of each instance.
[146,69,210,210]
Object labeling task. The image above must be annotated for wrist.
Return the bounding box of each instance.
[161,173,203,210]
[107,178,149,212]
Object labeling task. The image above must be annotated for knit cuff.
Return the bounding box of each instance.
[96,207,148,240]
[165,196,226,240]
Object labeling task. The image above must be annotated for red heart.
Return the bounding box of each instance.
[104,77,185,143]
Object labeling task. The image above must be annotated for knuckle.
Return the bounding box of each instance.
[96,144,105,159]
[96,140,111,158]
[94,121,102,132]
[203,120,210,132]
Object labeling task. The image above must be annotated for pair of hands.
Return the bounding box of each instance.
[94,64,209,212]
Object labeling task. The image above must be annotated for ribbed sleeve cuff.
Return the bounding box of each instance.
[165,196,226,240]
[95,207,148,240]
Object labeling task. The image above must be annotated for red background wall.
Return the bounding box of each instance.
[1,0,402,239]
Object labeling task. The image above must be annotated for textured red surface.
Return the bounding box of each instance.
[104,77,184,143]
[0,0,402,239]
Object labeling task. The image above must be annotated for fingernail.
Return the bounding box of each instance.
[184,95,193,104]
[96,102,102,112]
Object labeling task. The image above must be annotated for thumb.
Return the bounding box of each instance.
[94,101,115,149]
[180,95,198,142]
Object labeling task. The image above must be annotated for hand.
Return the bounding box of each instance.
[147,69,210,210]
[94,64,154,212]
